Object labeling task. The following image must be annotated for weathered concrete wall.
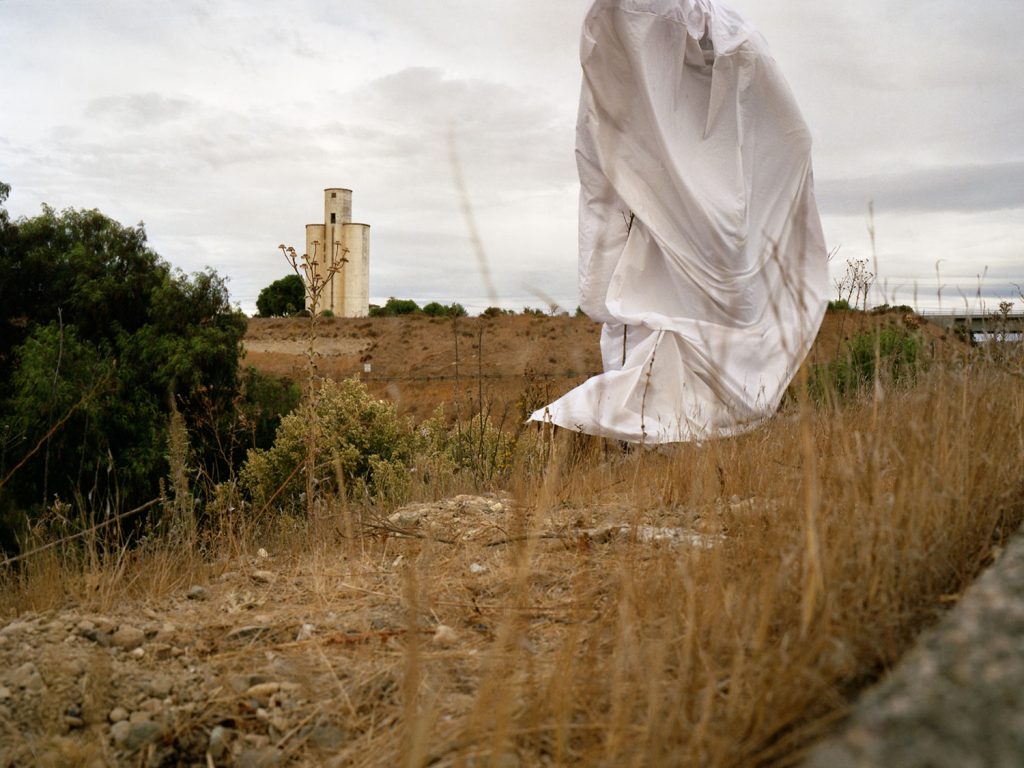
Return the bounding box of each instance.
[340,222,370,317]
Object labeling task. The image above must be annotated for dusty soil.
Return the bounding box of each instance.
[242,311,962,422]
[0,494,729,767]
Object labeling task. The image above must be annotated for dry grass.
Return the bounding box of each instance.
[2,351,1023,766]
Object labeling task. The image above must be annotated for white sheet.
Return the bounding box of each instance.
[531,0,829,443]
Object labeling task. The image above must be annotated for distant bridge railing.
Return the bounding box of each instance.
[917,308,1024,333]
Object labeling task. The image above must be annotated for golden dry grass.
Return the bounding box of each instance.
[2,352,1023,766]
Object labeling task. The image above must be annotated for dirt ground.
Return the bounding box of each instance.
[0,494,731,767]
[242,310,961,422]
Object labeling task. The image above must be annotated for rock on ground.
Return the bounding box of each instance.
[804,529,1024,768]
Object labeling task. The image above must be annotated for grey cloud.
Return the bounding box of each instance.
[343,67,574,196]
[817,162,1024,215]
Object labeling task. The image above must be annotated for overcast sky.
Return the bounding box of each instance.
[1,0,1021,314]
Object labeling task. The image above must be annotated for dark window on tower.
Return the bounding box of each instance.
[330,213,337,223]
[331,192,337,198]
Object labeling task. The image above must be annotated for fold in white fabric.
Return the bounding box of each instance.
[531,0,829,444]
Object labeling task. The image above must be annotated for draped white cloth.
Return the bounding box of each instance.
[531,0,829,443]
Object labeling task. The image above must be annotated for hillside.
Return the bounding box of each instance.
[242,310,964,421]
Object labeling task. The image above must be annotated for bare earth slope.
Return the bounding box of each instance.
[242,310,960,421]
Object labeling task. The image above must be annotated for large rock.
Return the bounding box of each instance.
[804,529,1024,767]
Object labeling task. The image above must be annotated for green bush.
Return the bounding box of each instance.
[423,302,468,318]
[482,306,513,318]
[870,303,916,315]
[828,299,852,311]
[236,368,301,453]
[239,378,418,512]
[369,297,420,317]
[807,326,922,402]
[417,408,544,486]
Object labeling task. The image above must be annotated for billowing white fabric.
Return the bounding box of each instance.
[531,0,829,444]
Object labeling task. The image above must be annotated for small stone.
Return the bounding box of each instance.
[237,746,283,768]
[77,619,96,634]
[9,661,45,692]
[139,697,164,714]
[388,507,427,527]
[147,676,173,698]
[0,620,31,637]
[123,721,163,751]
[0,686,10,701]
[187,585,209,601]
[296,623,315,642]
[108,706,129,723]
[432,625,458,647]
[309,723,345,750]
[129,710,152,724]
[45,619,65,634]
[154,622,177,643]
[251,570,277,585]
[469,563,488,574]
[245,682,300,704]
[228,674,275,694]
[92,617,117,634]
[111,625,145,650]
[257,548,269,559]
[91,631,112,648]
[129,647,145,659]
[148,643,173,660]
[208,725,230,759]
[227,626,266,641]
[110,720,132,745]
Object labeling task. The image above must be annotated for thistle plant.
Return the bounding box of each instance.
[279,240,348,517]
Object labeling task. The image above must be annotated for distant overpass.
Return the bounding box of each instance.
[919,309,1024,334]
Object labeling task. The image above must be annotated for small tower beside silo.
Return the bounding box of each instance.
[304,188,370,317]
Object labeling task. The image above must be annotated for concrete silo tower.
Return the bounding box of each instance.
[304,188,370,317]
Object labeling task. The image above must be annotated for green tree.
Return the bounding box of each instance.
[369,297,421,317]
[482,306,512,318]
[423,301,468,318]
[0,191,247,543]
[256,274,305,317]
